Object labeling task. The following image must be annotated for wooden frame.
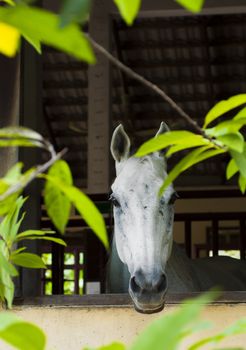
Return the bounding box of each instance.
[14,291,246,307]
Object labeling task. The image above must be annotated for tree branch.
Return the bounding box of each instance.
[0,148,67,201]
[87,34,206,137]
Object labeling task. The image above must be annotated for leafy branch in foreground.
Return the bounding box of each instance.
[0,126,108,248]
[41,160,108,248]
[0,196,66,308]
[0,292,245,350]
[0,126,65,215]
[87,292,246,350]
[135,94,246,195]
[0,0,206,58]
[0,312,46,350]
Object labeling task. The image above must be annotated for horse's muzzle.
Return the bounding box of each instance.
[129,270,167,313]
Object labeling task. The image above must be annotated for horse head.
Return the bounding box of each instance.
[110,123,178,313]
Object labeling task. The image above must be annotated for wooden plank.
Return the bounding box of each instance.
[14,291,246,307]
[109,0,246,17]
[0,54,20,176]
[51,237,64,294]
[240,219,246,260]
[19,41,43,297]
[184,221,192,258]
[212,220,219,256]
[87,0,111,194]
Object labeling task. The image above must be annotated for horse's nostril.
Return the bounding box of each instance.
[130,276,141,294]
[130,272,167,295]
[156,274,167,293]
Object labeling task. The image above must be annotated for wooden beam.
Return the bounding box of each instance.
[0,54,20,177]
[19,42,43,297]
[88,0,112,194]
[109,0,246,17]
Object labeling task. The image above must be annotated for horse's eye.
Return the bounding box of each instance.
[109,194,121,207]
[169,192,179,205]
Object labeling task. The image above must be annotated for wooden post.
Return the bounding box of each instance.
[88,0,111,194]
[19,42,43,297]
[212,219,219,256]
[184,220,192,258]
[52,238,64,294]
[240,219,246,260]
[0,54,20,176]
[0,54,21,296]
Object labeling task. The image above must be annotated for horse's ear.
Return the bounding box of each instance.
[155,121,170,137]
[111,124,131,162]
[154,122,170,157]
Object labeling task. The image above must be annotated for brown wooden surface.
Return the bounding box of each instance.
[14,291,246,307]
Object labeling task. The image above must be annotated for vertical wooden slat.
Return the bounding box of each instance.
[52,239,64,294]
[88,0,111,194]
[185,220,192,258]
[240,219,246,260]
[74,249,80,294]
[84,232,102,293]
[19,41,42,297]
[212,219,219,256]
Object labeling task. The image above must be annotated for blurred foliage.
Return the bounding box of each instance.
[136,95,246,196]
[0,127,108,247]
[0,0,206,58]
[1,292,244,350]
[0,197,66,308]
[0,1,245,349]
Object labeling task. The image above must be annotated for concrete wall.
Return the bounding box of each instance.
[1,302,246,349]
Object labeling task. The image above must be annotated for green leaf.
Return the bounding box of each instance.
[0,315,46,350]
[0,126,44,148]
[226,159,239,180]
[230,145,246,178]
[0,254,18,277]
[84,343,126,350]
[114,0,141,25]
[203,94,246,128]
[10,253,46,269]
[42,175,109,248]
[0,180,20,216]
[136,131,209,157]
[44,160,72,234]
[0,196,26,244]
[234,106,246,120]
[22,32,41,54]
[0,21,20,57]
[0,126,43,141]
[62,186,108,249]
[0,261,15,308]
[175,0,205,13]
[166,139,211,157]
[3,162,23,184]
[0,5,95,63]
[188,318,246,350]
[205,118,246,138]
[10,247,27,258]
[239,175,246,194]
[59,0,90,28]
[0,139,44,148]
[0,0,15,5]
[17,236,67,246]
[217,132,244,153]
[0,312,21,331]
[160,146,225,195]
[129,291,219,350]
[15,229,54,240]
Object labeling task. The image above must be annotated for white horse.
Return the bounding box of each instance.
[108,123,246,314]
